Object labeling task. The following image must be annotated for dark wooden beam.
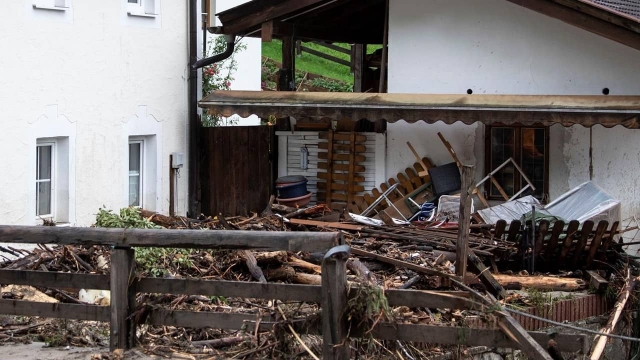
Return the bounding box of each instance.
[0,270,109,290]
[550,0,640,34]
[505,0,640,51]
[278,36,296,91]
[0,226,341,253]
[221,0,328,36]
[0,300,109,322]
[300,45,351,67]
[352,44,365,92]
[262,20,274,42]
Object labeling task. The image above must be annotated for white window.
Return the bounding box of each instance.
[127,0,159,17]
[129,140,144,207]
[33,0,70,11]
[36,142,55,218]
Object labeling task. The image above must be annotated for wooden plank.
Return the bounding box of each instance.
[319,132,366,142]
[385,289,481,311]
[318,152,366,162]
[494,220,507,239]
[456,165,474,278]
[317,182,365,192]
[545,220,565,258]
[324,130,335,208]
[110,247,135,351]
[138,279,321,303]
[288,218,363,231]
[559,220,581,262]
[406,141,430,174]
[312,41,352,55]
[351,248,456,279]
[600,221,619,260]
[300,45,351,67]
[506,220,522,242]
[318,162,365,172]
[397,172,414,192]
[0,226,340,253]
[586,220,609,267]
[467,250,507,300]
[0,270,109,290]
[414,162,430,183]
[534,220,550,256]
[406,167,423,189]
[369,323,588,353]
[586,270,609,293]
[322,248,350,359]
[489,175,510,201]
[0,300,109,322]
[261,20,273,42]
[317,172,365,183]
[572,221,595,268]
[347,131,357,206]
[147,309,271,331]
[319,142,366,152]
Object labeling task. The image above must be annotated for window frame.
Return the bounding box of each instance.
[127,0,159,17]
[484,124,550,202]
[36,141,56,219]
[128,139,144,208]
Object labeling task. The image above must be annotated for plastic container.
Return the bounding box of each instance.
[276,176,308,199]
[276,192,312,207]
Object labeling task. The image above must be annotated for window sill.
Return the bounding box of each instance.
[127,11,158,18]
[33,4,68,11]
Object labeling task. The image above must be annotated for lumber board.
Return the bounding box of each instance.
[572,221,595,267]
[506,220,522,242]
[111,247,135,350]
[600,221,619,260]
[318,142,366,152]
[456,165,474,278]
[322,249,349,359]
[137,278,322,303]
[317,162,365,172]
[318,152,366,162]
[0,226,340,253]
[351,248,456,280]
[317,182,365,192]
[147,309,272,331]
[545,220,565,258]
[0,270,109,290]
[324,130,335,208]
[369,323,588,353]
[494,220,507,239]
[586,221,608,267]
[319,132,366,142]
[534,220,549,256]
[492,274,586,291]
[560,220,581,262]
[0,299,109,322]
[317,172,365,182]
[385,289,482,311]
[348,131,357,206]
[288,218,363,231]
[467,250,507,299]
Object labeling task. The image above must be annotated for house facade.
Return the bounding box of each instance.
[387,0,640,220]
[206,0,640,225]
[0,0,193,226]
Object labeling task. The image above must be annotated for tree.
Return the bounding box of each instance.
[201,36,247,127]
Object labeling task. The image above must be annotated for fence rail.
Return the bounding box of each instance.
[0,225,589,359]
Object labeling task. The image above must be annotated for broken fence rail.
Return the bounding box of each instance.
[0,225,589,358]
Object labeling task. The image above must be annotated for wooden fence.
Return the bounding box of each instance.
[200,125,276,216]
[0,226,589,359]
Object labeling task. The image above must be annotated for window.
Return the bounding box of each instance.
[127,0,159,17]
[36,142,55,217]
[129,140,144,207]
[485,126,549,201]
[33,0,69,11]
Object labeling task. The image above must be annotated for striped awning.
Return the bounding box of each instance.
[199,91,640,128]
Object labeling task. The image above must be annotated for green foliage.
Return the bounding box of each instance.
[94,207,198,277]
[202,36,247,127]
[95,207,161,229]
[308,77,353,92]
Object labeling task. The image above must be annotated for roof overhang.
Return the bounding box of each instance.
[199,91,640,128]
[215,0,640,50]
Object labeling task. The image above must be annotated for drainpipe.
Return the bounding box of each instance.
[187,0,235,217]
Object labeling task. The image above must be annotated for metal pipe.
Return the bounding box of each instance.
[188,0,236,216]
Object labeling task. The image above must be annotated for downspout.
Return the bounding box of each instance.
[187,0,235,217]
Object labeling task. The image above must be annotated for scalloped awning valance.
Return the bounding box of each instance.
[199,91,640,128]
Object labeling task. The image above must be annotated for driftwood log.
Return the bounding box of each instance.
[490,274,586,291]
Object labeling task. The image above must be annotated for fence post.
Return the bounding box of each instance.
[456,165,474,278]
[321,244,350,360]
[110,247,136,351]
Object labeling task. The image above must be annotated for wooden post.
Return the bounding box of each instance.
[456,165,474,278]
[278,36,295,91]
[321,245,350,360]
[169,155,175,216]
[110,247,136,351]
[352,44,365,93]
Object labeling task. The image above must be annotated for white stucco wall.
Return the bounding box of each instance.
[212,0,262,126]
[388,0,640,221]
[0,0,189,226]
